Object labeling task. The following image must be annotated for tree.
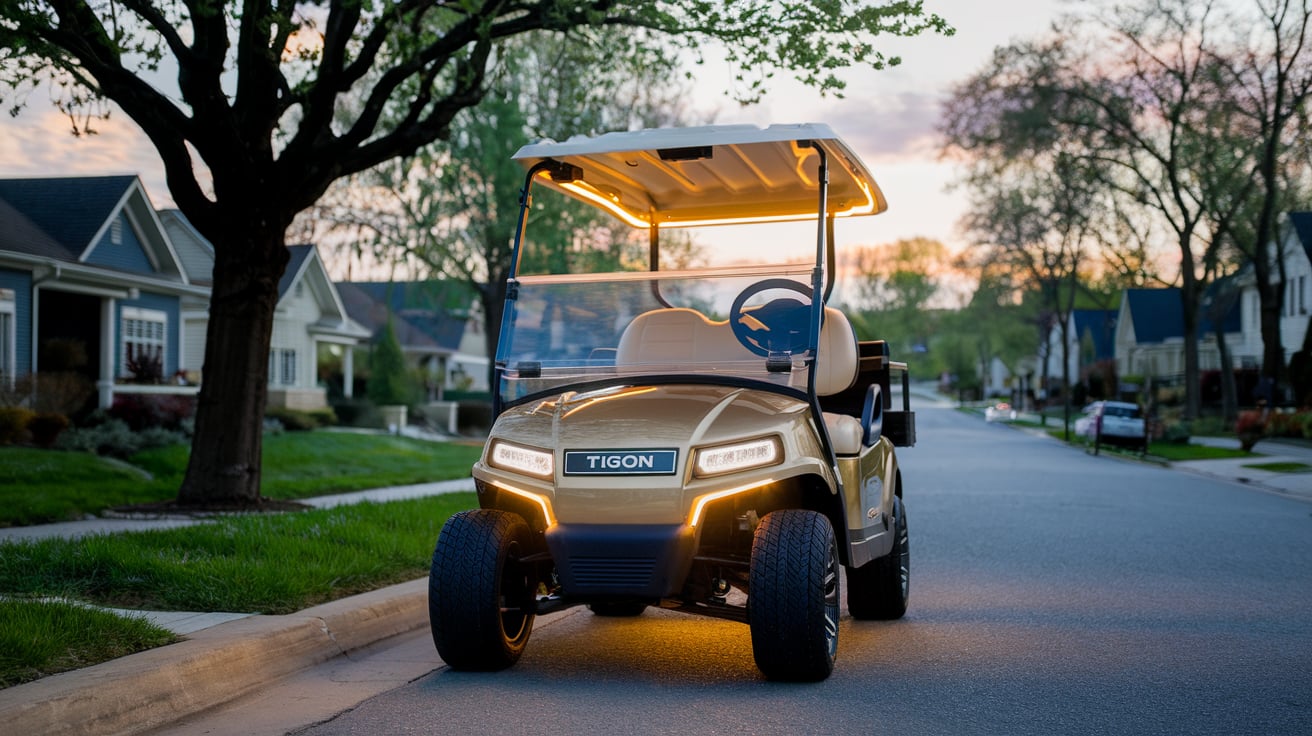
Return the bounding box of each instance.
[846,237,950,360]
[301,31,692,389]
[0,1,951,507]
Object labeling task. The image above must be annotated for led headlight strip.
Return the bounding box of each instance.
[488,439,554,479]
[693,436,783,478]
[489,480,557,528]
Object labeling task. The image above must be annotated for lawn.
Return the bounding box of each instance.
[0,493,476,687]
[0,431,485,527]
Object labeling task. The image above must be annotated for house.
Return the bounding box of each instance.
[1040,309,1118,398]
[0,175,367,413]
[1114,287,1247,381]
[159,209,369,410]
[336,280,489,398]
[0,175,205,410]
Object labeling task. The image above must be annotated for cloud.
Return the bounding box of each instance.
[0,101,175,206]
[819,91,947,163]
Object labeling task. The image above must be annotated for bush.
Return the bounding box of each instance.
[265,407,336,432]
[1265,410,1307,438]
[1235,410,1266,452]
[135,426,188,451]
[26,413,70,447]
[109,394,196,432]
[0,407,34,444]
[331,398,380,427]
[54,419,141,459]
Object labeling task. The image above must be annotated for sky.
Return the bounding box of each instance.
[0,1,1069,273]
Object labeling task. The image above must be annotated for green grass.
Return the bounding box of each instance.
[0,493,475,613]
[0,599,179,688]
[0,433,484,527]
[0,493,476,688]
[1145,443,1253,461]
[1242,461,1312,473]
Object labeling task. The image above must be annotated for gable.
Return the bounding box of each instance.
[0,175,136,255]
[85,211,154,272]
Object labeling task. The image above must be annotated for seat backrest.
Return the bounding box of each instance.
[812,307,859,396]
[615,305,858,397]
[616,308,754,367]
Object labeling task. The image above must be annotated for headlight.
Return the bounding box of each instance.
[488,440,554,479]
[693,436,783,478]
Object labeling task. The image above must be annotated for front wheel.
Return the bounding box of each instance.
[429,509,537,670]
[847,496,909,620]
[749,510,840,681]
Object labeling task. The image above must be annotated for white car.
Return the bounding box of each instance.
[984,403,1018,422]
[1074,401,1145,445]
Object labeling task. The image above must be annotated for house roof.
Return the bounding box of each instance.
[0,195,71,258]
[0,175,137,255]
[337,280,474,354]
[280,245,314,298]
[1289,212,1312,261]
[1123,287,1240,344]
[1072,309,1118,360]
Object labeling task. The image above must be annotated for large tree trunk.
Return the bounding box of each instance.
[177,226,290,507]
[1180,260,1202,421]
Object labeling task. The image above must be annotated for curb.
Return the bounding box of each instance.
[0,578,430,736]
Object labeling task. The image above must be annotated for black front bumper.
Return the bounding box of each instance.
[545,523,697,599]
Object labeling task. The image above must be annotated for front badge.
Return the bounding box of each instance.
[564,449,678,476]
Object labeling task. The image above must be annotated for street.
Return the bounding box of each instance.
[185,402,1312,735]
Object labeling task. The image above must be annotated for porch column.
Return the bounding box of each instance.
[98,298,116,409]
[342,347,354,398]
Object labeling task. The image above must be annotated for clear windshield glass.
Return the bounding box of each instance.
[496,264,819,403]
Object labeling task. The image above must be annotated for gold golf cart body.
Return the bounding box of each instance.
[429,124,915,682]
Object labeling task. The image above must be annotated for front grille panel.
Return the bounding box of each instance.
[569,557,656,590]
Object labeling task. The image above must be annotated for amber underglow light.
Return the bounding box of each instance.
[688,478,775,527]
[492,480,557,528]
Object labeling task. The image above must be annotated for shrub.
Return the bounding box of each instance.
[54,419,142,459]
[331,398,379,427]
[264,407,333,432]
[109,394,196,431]
[1235,410,1266,452]
[26,412,70,447]
[0,407,34,444]
[1265,410,1305,438]
[136,426,188,451]
[367,320,416,406]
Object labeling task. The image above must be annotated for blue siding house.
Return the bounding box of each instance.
[0,175,206,409]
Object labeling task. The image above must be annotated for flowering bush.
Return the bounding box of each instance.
[1235,410,1267,451]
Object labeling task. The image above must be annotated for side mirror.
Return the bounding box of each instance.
[862,383,883,446]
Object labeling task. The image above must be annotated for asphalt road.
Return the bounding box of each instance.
[288,402,1312,736]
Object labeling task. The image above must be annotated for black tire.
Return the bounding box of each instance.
[429,509,537,671]
[846,496,909,620]
[749,509,840,682]
[588,601,648,617]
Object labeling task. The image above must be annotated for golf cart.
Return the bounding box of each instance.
[428,123,915,682]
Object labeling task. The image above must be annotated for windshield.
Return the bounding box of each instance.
[496,264,819,405]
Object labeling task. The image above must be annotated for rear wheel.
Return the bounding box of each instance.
[847,497,909,620]
[749,510,840,681]
[429,509,537,670]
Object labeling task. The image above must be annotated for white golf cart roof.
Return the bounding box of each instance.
[512,123,888,228]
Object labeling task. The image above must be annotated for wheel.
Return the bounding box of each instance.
[588,601,648,617]
[846,496,909,620]
[748,509,840,681]
[429,509,537,670]
[729,279,814,356]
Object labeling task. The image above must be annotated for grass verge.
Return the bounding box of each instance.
[0,493,475,688]
[0,432,484,527]
[1242,461,1312,473]
[0,600,179,688]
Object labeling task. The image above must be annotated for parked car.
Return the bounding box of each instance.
[985,402,1018,422]
[1074,401,1145,445]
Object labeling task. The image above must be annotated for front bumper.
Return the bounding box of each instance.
[545,523,697,599]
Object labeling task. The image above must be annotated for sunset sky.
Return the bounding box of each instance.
[0,1,1066,273]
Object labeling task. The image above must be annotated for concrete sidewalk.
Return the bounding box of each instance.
[4,431,1312,735]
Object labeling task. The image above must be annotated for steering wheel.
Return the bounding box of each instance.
[729,279,816,357]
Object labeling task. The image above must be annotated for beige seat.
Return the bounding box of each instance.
[616,305,862,454]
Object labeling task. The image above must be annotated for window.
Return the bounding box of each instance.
[121,307,167,380]
[268,348,296,386]
[111,218,123,245]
